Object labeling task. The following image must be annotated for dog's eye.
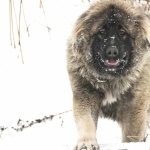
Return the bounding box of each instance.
[99,28,106,35]
[119,28,126,36]
[97,28,106,38]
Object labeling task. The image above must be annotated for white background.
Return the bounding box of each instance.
[0,0,149,149]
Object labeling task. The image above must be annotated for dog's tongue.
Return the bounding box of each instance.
[104,60,120,66]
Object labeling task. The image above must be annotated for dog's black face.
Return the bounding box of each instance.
[92,20,133,75]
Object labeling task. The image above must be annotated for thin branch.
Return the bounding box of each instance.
[39,0,51,36]
[0,110,72,133]
[9,0,16,48]
[9,0,12,45]
[10,0,26,63]
[21,0,30,37]
[18,0,24,64]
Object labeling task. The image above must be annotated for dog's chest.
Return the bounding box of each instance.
[102,92,117,106]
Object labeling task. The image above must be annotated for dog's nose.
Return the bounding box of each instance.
[106,46,119,58]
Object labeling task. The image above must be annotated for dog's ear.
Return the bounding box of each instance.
[146,39,150,48]
[143,39,150,50]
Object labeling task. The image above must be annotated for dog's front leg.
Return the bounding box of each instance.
[73,91,100,150]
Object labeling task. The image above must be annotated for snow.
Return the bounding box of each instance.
[0,0,149,149]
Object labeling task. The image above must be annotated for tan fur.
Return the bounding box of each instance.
[102,93,116,106]
[67,0,150,149]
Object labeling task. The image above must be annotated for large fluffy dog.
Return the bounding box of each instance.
[67,0,150,149]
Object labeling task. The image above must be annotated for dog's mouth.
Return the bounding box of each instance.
[101,52,128,71]
[104,59,120,67]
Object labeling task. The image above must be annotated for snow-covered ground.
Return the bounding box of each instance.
[0,0,149,149]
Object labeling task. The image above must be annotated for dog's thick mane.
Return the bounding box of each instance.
[67,0,150,102]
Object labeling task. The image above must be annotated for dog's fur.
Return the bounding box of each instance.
[67,0,150,149]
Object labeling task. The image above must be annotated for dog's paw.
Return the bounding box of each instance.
[74,141,99,150]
